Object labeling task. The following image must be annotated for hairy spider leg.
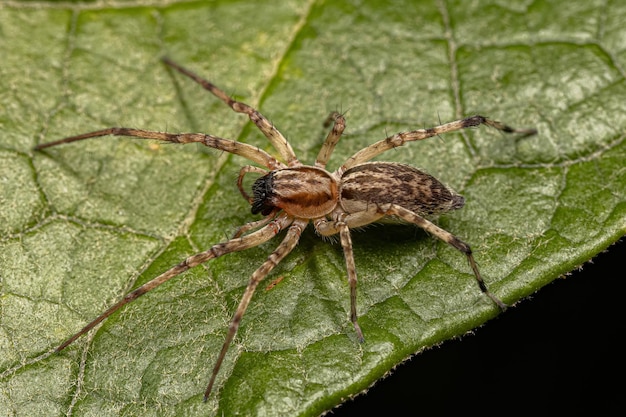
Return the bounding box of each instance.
[237,165,269,203]
[318,204,507,310]
[340,115,537,172]
[162,57,299,167]
[55,213,293,353]
[315,208,385,234]
[314,211,384,342]
[204,218,308,401]
[382,205,507,310]
[337,220,364,342]
[315,111,346,168]
[34,128,284,171]
[231,210,279,239]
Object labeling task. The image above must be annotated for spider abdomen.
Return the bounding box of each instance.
[252,166,339,218]
[339,162,465,216]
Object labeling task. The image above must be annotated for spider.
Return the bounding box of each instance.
[35,57,537,401]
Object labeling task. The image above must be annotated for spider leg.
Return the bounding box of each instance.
[237,165,269,203]
[315,207,385,234]
[232,209,279,239]
[55,213,293,352]
[204,217,308,401]
[162,57,299,167]
[337,222,364,342]
[314,213,380,342]
[383,204,507,311]
[34,127,285,170]
[340,115,537,171]
[315,111,346,168]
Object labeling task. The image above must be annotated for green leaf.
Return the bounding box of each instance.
[1,1,624,416]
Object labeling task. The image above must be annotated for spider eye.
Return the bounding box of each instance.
[251,173,275,215]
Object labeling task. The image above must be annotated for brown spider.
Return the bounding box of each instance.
[35,57,536,401]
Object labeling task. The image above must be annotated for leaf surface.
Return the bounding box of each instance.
[1,1,624,416]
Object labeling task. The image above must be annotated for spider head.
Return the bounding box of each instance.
[251,172,276,215]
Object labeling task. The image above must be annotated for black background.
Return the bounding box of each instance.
[333,237,624,416]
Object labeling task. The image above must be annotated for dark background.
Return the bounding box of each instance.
[333,237,624,416]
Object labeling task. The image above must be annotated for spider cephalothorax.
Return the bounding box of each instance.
[250,167,339,217]
[35,57,536,401]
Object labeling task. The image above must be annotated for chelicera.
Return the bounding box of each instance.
[35,57,536,401]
